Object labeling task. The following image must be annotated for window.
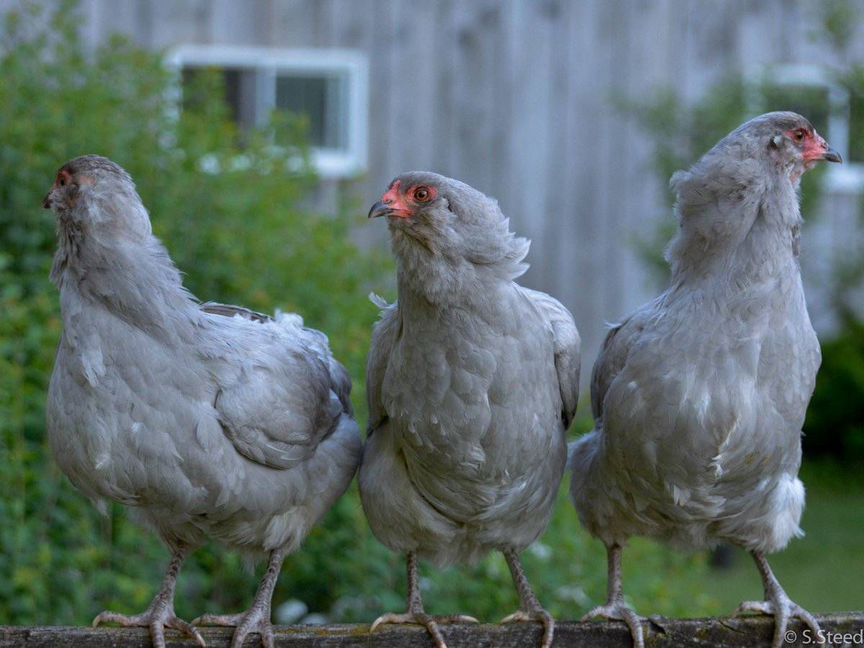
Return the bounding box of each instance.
[168,45,368,178]
[750,64,864,193]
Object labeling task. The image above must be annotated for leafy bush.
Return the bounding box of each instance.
[804,323,864,461]
[0,0,717,628]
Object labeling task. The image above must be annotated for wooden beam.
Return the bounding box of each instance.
[1,614,862,647]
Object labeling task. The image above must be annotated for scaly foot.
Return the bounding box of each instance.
[581,600,645,648]
[735,596,822,648]
[737,550,824,648]
[370,611,478,648]
[500,549,556,648]
[93,602,205,648]
[194,546,287,648]
[501,608,555,648]
[194,606,274,648]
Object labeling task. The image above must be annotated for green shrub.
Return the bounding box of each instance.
[804,323,864,461]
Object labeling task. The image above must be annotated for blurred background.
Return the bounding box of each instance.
[0,0,861,628]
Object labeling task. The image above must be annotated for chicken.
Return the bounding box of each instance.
[569,112,841,648]
[360,172,580,648]
[43,155,361,648]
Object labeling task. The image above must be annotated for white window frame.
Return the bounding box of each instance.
[166,45,369,179]
[748,64,864,193]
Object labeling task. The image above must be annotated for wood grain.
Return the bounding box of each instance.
[1,615,862,647]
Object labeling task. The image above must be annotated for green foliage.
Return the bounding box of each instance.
[804,323,864,460]
[816,0,860,55]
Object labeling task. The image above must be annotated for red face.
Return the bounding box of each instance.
[369,179,438,219]
[785,126,841,163]
[42,168,77,210]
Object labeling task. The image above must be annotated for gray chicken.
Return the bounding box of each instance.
[570,112,841,648]
[43,155,361,648]
[361,172,580,648]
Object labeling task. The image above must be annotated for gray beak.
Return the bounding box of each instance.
[368,201,391,219]
[822,146,842,163]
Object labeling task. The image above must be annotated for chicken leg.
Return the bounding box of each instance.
[370,551,478,648]
[194,546,286,648]
[92,542,204,648]
[500,548,555,648]
[735,550,822,648]
[581,543,644,648]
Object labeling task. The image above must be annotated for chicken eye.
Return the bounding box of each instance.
[58,176,66,186]
[795,129,806,142]
[414,186,432,202]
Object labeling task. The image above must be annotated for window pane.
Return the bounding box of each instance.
[276,74,345,150]
[181,66,252,128]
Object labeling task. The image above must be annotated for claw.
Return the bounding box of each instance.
[500,610,529,624]
[192,612,243,627]
[582,602,645,648]
[734,598,823,648]
[369,612,408,634]
[735,600,773,616]
[92,611,127,627]
[368,611,476,648]
[440,614,479,625]
[167,618,206,647]
[501,608,555,648]
[740,551,825,648]
[195,608,274,648]
[92,608,205,648]
[369,611,477,633]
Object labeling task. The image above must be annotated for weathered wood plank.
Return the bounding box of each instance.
[1,615,862,648]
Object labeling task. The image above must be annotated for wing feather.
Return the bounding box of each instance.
[366,299,400,437]
[520,288,581,428]
[204,306,344,470]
